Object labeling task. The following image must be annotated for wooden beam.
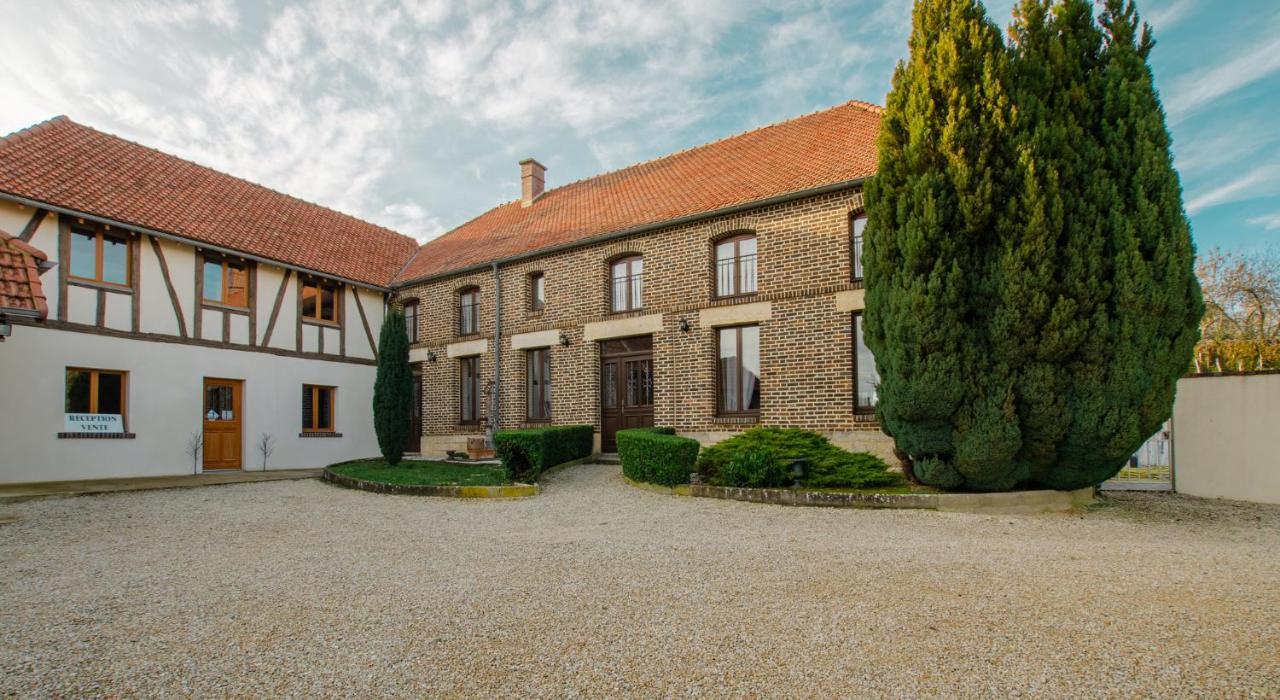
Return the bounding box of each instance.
[130,235,141,333]
[222,309,230,343]
[352,286,377,361]
[261,268,291,347]
[247,263,257,346]
[148,236,188,338]
[57,215,70,321]
[193,252,203,340]
[95,289,106,327]
[295,274,303,352]
[18,208,48,242]
[339,284,347,357]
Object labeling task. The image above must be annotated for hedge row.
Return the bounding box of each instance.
[493,425,594,483]
[617,427,700,487]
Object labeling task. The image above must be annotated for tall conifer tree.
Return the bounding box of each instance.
[866,0,1202,491]
[373,308,413,465]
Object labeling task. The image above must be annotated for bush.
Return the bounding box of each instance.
[617,427,699,487]
[696,427,903,490]
[493,425,593,483]
[715,447,789,488]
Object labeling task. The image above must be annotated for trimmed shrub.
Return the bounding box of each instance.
[372,309,412,465]
[493,425,593,483]
[696,427,903,489]
[617,427,699,487]
[715,447,789,488]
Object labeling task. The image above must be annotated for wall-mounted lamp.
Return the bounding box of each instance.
[427,350,438,362]
[0,316,11,341]
[678,318,691,333]
[559,332,571,347]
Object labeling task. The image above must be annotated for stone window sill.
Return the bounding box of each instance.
[713,415,759,425]
[57,432,137,439]
[299,432,343,438]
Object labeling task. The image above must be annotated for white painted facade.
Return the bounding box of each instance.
[0,199,389,483]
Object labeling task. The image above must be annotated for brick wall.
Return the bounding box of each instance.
[396,187,896,460]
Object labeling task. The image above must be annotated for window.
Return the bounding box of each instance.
[526,348,552,421]
[302,385,335,432]
[460,356,481,424]
[63,365,127,432]
[853,313,879,413]
[301,278,339,323]
[403,299,419,343]
[717,325,760,415]
[715,234,757,297]
[203,257,249,307]
[851,214,867,281]
[459,287,480,335]
[610,256,643,312]
[69,227,130,286]
[530,273,546,312]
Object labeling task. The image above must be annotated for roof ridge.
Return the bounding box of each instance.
[545,100,884,195]
[0,115,70,152]
[41,117,420,249]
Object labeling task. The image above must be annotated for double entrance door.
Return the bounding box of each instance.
[600,335,654,452]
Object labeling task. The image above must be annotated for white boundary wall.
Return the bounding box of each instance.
[1173,373,1280,505]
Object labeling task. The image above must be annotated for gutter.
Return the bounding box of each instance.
[0,191,394,293]
[393,177,868,288]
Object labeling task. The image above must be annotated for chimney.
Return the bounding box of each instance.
[520,158,546,207]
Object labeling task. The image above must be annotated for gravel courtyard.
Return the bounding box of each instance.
[2,463,1278,698]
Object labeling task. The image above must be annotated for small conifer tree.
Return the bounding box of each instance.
[373,309,413,465]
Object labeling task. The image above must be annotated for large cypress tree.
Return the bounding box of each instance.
[373,308,413,465]
[863,0,1015,490]
[865,0,1202,491]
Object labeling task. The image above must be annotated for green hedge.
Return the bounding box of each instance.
[493,425,594,483]
[696,427,903,489]
[617,427,700,487]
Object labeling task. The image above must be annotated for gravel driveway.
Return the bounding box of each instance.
[2,463,1278,697]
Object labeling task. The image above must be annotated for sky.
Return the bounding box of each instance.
[0,0,1275,254]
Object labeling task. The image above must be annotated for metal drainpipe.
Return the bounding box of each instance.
[488,261,502,447]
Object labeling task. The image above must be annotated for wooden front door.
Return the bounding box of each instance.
[203,378,243,470]
[600,336,654,452]
[405,367,423,454]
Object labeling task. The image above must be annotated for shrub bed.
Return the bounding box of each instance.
[493,425,594,482]
[696,427,903,489]
[617,427,700,487]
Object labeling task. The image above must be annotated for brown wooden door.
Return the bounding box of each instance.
[203,378,243,470]
[600,336,654,452]
[405,367,423,453]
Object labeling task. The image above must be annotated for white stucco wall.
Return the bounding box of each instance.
[0,325,380,483]
[1173,373,1280,505]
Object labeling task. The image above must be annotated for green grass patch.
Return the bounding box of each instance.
[329,459,509,486]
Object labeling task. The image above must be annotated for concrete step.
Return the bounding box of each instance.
[595,453,621,465]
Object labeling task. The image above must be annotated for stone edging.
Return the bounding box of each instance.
[321,468,539,499]
[621,475,692,496]
[688,483,1095,514]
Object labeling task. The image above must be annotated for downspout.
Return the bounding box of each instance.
[488,261,502,447]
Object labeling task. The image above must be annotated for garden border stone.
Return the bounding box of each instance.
[688,483,1095,514]
[321,467,539,499]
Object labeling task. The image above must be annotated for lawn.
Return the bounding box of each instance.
[329,459,508,486]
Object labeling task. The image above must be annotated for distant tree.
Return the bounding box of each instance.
[257,433,276,470]
[865,0,1202,491]
[373,308,413,465]
[1195,247,1280,371]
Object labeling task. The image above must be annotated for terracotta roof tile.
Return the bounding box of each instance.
[0,117,418,287]
[0,229,49,319]
[395,100,883,283]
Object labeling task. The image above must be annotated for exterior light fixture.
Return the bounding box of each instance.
[679,318,691,333]
[559,332,570,347]
[0,317,10,341]
[427,350,438,362]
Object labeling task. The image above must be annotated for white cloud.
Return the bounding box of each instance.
[373,203,447,243]
[1185,164,1280,214]
[1164,34,1280,120]
[1247,212,1280,232]
[1146,0,1195,30]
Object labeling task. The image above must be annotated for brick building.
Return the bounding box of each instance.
[393,101,896,459]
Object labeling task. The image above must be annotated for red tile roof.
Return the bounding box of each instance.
[0,118,418,287]
[0,230,49,319]
[395,100,883,283]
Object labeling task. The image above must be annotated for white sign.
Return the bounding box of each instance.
[64,413,124,433]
